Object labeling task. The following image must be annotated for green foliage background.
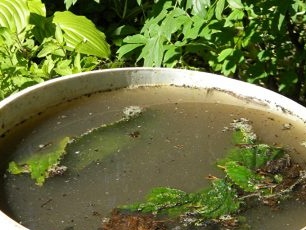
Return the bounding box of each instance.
[0,0,305,102]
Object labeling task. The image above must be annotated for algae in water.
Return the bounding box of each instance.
[7,106,145,185]
[64,105,146,171]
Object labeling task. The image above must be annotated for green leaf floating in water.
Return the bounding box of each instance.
[224,161,260,192]
[7,106,147,185]
[119,117,297,227]
[121,178,240,223]
[8,137,70,186]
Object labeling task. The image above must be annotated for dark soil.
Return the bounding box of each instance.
[101,209,166,230]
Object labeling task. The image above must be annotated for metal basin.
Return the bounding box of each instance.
[0,67,305,229]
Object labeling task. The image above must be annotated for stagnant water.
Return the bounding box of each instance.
[1,86,306,230]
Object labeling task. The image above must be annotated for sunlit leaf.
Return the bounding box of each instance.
[53,11,110,58]
[217,48,234,62]
[27,0,46,17]
[192,0,210,17]
[0,0,30,33]
[227,0,244,9]
[215,0,225,20]
[64,0,77,10]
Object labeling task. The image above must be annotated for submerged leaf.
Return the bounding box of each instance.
[122,179,240,221]
[219,144,284,170]
[123,187,190,214]
[195,179,240,219]
[64,106,147,170]
[8,137,70,185]
[224,161,260,192]
[7,106,146,184]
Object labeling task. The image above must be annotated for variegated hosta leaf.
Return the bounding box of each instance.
[27,0,46,17]
[0,0,30,33]
[53,11,110,58]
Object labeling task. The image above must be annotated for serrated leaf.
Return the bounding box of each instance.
[53,11,110,58]
[199,179,240,218]
[138,36,165,67]
[161,8,189,41]
[0,0,30,33]
[224,161,259,192]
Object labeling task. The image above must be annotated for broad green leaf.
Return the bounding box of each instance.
[0,0,30,33]
[37,37,65,57]
[138,36,165,67]
[122,34,147,44]
[192,0,210,17]
[161,8,189,41]
[27,0,46,17]
[117,34,147,59]
[8,137,70,186]
[215,0,225,20]
[141,187,188,213]
[117,43,145,59]
[217,48,234,62]
[54,60,72,76]
[227,0,244,9]
[53,11,110,58]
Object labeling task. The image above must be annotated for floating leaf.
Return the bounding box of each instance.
[7,106,147,184]
[224,161,260,192]
[197,179,240,219]
[8,137,70,186]
[125,187,189,214]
